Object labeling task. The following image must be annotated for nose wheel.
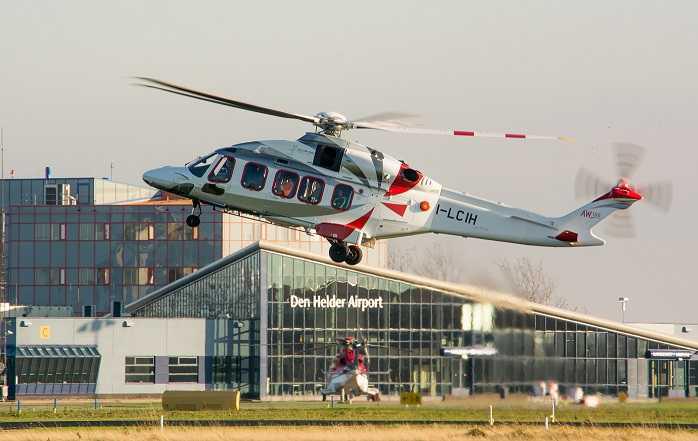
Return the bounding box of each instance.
[186,200,202,228]
[329,242,363,265]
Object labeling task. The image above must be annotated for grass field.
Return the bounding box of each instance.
[2,426,698,441]
[1,395,698,425]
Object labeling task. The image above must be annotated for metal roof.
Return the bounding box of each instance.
[125,240,698,351]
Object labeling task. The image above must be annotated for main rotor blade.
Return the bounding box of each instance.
[575,167,612,200]
[134,77,319,124]
[351,112,420,126]
[638,180,673,212]
[614,142,646,179]
[352,121,571,142]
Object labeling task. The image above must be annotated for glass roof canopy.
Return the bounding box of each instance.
[15,345,100,358]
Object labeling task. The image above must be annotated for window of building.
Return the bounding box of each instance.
[168,356,199,383]
[145,267,155,285]
[79,223,94,240]
[331,184,354,210]
[241,162,268,191]
[83,305,94,317]
[168,267,196,283]
[208,156,235,183]
[272,170,300,199]
[77,182,90,205]
[35,269,51,285]
[187,153,218,178]
[312,144,344,171]
[45,185,58,205]
[125,356,155,383]
[167,223,198,240]
[97,268,110,285]
[212,356,236,385]
[297,176,324,204]
[50,268,66,285]
[52,223,66,240]
[95,224,111,240]
[79,268,95,285]
[35,224,51,240]
[124,267,155,285]
[125,223,153,241]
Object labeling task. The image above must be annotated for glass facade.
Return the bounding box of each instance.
[13,345,101,395]
[128,247,698,399]
[5,204,221,315]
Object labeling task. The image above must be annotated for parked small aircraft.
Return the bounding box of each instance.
[319,336,380,402]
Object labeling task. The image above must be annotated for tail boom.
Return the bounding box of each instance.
[426,182,641,247]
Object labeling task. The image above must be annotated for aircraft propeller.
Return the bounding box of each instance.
[574,142,672,238]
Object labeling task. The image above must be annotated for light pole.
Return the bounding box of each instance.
[617,297,629,323]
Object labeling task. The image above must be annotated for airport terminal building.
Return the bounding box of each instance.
[6,242,697,400]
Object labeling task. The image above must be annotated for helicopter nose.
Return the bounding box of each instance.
[143,166,195,196]
[143,166,177,191]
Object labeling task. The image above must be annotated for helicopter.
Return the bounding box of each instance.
[138,77,643,266]
[319,336,380,402]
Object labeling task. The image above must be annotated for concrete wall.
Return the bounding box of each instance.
[628,323,698,344]
[14,318,209,394]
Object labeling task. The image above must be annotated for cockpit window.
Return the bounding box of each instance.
[241,162,268,191]
[208,156,235,183]
[312,144,344,172]
[272,170,299,199]
[297,176,325,205]
[187,154,218,178]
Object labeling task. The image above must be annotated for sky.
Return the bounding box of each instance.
[1,1,697,322]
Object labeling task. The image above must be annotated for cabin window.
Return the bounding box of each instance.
[272,170,300,199]
[241,162,268,191]
[208,156,235,183]
[312,144,344,172]
[297,176,325,205]
[331,184,354,210]
[187,154,218,178]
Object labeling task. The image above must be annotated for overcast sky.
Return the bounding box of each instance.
[1,1,696,322]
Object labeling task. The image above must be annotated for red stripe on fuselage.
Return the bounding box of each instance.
[347,208,374,230]
[454,130,475,136]
[382,202,407,217]
[505,133,526,139]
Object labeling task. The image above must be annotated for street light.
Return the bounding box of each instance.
[617,297,629,323]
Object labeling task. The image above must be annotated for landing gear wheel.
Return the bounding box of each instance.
[345,245,363,265]
[186,214,200,228]
[329,243,349,263]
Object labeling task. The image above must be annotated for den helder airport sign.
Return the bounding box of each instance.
[289,294,384,311]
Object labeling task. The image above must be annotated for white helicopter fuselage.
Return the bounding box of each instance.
[143,132,642,264]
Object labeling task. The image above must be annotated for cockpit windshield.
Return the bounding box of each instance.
[187,153,218,178]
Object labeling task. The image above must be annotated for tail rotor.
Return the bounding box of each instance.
[574,143,672,238]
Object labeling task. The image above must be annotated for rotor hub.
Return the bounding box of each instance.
[314,111,349,134]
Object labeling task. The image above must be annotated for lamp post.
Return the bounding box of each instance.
[617,297,629,323]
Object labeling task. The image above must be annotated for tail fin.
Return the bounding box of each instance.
[554,181,642,246]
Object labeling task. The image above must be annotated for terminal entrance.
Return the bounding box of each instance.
[209,319,260,397]
[649,359,689,398]
[646,349,694,398]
